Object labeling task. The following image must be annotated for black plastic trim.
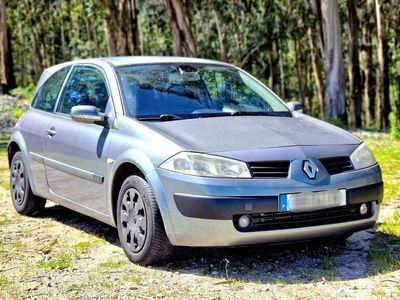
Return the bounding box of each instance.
[173,181,384,220]
[347,181,383,204]
[174,194,278,220]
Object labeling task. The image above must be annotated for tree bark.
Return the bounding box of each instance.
[361,1,376,127]
[294,38,308,112]
[99,0,141,56]
[213,9,227,62]
[128,0,141,55]
[321,0,346,122]
[346,0,362,127]
[307,28,325,117]
[0,0,15,93]
[164,0,197,57]
[374,0,391,129]
[309,0,325,60]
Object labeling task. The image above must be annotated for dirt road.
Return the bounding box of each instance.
[1,184,399,299]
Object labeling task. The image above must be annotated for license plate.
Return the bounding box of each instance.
[279,189,346,213]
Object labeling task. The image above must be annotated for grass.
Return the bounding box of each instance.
[0,275,12,288]
[0,215,22,225]
[0,147,9,190]
[124,275,143,283]
[39,239,59,255]
[369,209,400,274]
[36,252,72,269]
[378,209,400,237]
[67,283,88,292]
[100,260,126,269]
[365,137,400,202]
[319,270,339,281]
[72,241,94,257]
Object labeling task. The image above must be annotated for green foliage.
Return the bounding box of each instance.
[3,0,400,129]
[389,112,400,140]
[365,137,400,202]
[327,118,347,129]
[369,209,400,274]
[9,83,36,102]
[378,209,400,237]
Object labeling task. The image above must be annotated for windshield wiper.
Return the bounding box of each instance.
[228,111,291,117]
[137,114,182,122]
[230,111,267,116]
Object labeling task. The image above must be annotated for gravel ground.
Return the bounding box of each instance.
[0,96,399,299]
[1,184,399,299]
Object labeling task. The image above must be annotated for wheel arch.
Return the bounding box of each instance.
[7,140,21,167]
[110,161,146,227]
[108,149,176,243]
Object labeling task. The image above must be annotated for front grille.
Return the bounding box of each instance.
[319,156,354,175]
[248,161,290,178]
[233,202,373,232]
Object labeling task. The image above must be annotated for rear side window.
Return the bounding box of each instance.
[57,66,109,114]
[32,66,71,112]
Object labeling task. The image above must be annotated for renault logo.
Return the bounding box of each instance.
[303,160,318,179]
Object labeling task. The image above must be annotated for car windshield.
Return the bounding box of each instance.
[116,63,291,120]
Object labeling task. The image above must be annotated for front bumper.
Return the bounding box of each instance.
[154,164,383,247]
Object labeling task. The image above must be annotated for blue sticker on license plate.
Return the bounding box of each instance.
[279,194,289,212]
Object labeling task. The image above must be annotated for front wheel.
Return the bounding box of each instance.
[10,151,46,216]
[116,175,173,265]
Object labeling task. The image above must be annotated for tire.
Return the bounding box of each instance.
[116,175,173,265]
[10,151,46,216]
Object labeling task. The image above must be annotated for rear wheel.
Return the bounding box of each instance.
[116,175,173,265]
[10,152,46,215]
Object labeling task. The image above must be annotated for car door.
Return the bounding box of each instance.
[42,64,112,215]
[21,66,71,197]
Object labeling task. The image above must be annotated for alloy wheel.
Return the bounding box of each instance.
[120,188,147,253]
[11,159,25,206]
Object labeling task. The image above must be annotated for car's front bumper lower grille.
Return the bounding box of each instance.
[233,202,374,232]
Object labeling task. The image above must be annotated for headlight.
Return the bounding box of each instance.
[350,143,376,170]
[160,152,251,178]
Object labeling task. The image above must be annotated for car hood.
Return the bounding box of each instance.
[142,115,360,153]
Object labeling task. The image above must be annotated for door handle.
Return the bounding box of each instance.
[46,128,57,137]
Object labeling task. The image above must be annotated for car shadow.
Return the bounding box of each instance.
[38,204,400,284]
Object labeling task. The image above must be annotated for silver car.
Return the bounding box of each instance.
[8,57,383,265]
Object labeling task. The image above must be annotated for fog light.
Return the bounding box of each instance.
[360,203,368,215]
[238,215,251,228]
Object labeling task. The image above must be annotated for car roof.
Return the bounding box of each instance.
[36,56,232,91]
[99,56,231,67]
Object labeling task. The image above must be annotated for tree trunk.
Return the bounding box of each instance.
[321,0,346,121]
[83,2,94,57]
[374,0,391,129]
[118,0,131,55]
[23,0,43,79]
[128,0,141,55]
[213,9,227,62]
[307,28,325,117]
[361,4,376,127]
[164,0,197,57]
[309,0,325,60]
[294,38,308,112]
[0,0,15,93]
[346,0,362,127]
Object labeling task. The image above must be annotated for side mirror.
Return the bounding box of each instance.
[286,101,304,113]
[71,105,105,126]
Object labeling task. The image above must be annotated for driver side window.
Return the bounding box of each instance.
[57,66,109,114]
